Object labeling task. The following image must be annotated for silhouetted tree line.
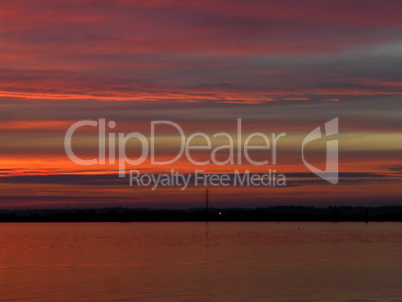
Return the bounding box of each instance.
[0,206,401,222]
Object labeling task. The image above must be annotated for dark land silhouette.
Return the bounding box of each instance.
[0,206,401,222]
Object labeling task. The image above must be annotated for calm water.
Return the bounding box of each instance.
[0,222,401,301]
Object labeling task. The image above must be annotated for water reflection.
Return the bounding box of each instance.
[0,222,401,301]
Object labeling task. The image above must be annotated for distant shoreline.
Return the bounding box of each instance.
[1,206,401,222]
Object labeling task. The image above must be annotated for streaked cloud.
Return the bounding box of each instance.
[1,0,402,207]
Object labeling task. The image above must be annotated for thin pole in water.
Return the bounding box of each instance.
[205,188,209,221]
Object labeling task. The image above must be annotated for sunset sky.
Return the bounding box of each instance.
[1,0,401,208]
